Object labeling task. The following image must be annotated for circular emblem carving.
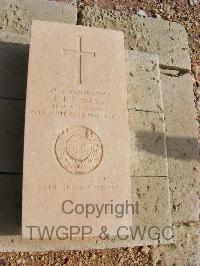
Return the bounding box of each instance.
[54,126,103,175]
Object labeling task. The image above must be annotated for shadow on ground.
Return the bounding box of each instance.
[0,41,29,100]
[135,131,199,161]
[0,41,28,174]
[0,175,22,235]
[0,41,28,235]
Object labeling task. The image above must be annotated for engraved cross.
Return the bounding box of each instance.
[63,37,96,85]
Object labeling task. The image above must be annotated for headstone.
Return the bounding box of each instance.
[22,21,132,239]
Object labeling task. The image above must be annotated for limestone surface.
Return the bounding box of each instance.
[153,222,200,266]
[0,0,77,35]
[81,6,191,71]
[131,176,172,245]
[0,30,29,44]
[126,50,162,113]
[160,71,200,223]
[129,110,168,177]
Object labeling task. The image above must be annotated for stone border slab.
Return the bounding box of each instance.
[131,176,172,245]
[160,71,200,223]
[0,0,77,35]
[0,30,29,44]
[152,222,200,266]
[80,6,191,71]
[126,50,163,113]
[129,110,168,177]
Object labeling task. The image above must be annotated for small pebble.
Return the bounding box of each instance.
[137,9,146,17]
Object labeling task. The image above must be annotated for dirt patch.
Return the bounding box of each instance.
[0,247,151,265]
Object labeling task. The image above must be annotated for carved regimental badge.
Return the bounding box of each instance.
[55,126,103,174]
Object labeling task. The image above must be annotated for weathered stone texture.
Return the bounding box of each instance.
[127,50,168,178]
[126,50,163,113]
[153,222,200,266]
[161,72,199,223]
[129,110,168,177]
[131,176,172,245]
[81,6,191,70]
[0,30,29,44]
[0,0,77,35]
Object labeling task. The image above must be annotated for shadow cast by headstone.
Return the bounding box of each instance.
[0,41,29,99]
[135,131,199,161]
[0,175,22,235]
[0,41,29,173]
[0,41,28,235]
[0,100,25,173]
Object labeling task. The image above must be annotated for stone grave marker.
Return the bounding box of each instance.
[22,21,132,239]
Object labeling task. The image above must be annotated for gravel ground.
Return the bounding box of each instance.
[0,1,199,265]
[0,247,151,265]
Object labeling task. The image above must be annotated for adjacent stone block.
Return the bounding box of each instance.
[161,72,199,223]
[81,6,191,70]
[0,0,77,34]
[0,100,25,173]
[129,110,168,177]
[131,176,172,245]
[0,38,29,99]
[0,30,29,44]
[126,50,162,113]
[153,222,200,266]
